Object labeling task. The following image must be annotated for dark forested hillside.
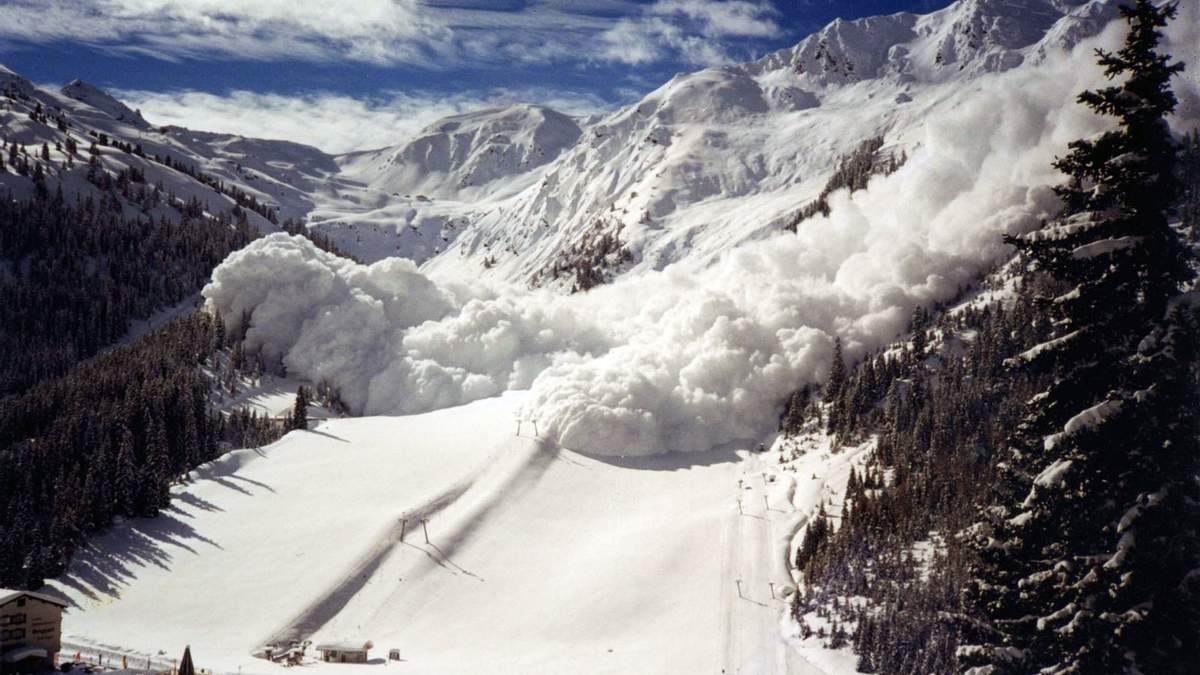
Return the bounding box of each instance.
[0,311,283,589]
[783,4,1200,672]
[0,172,310,588]
[962,3,1200,671]
[784,281,1055,673]
[787,225,1200,674]
[0,104,363,590]
[0,190,256,395]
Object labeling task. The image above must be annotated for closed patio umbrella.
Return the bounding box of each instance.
[178,646,195,675]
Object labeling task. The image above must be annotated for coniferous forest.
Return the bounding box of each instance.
[0,313,281,589]
[0,191,256,395]
[0,145,306,589]
[0,67,374,588]
[783,3,1200,672]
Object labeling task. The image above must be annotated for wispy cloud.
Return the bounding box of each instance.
[0,0,448,65]
[600,0,782,67]
[0,0,784,69]
[117,87,613,154]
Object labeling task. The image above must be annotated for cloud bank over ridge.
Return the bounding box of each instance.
[117,87,612,154]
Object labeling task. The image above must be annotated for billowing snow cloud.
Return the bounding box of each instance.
[203,235,453,413]
[203,16,1199,456]
[204,234,610,416]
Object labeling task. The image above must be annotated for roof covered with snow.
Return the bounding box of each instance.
[0,588,68,608]
[315,640,373,652]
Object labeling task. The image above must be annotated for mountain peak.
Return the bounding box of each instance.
[0,63,36,97]
[61,79,149,129]
[746,0,1114,85]
[348,102,583,200]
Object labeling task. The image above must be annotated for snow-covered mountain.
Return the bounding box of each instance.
[341,104,582,200]
[61,78,151,129]
[10,2,1200,670]
[7,0,1177,456]
[1,0,1135,291]
[0,66,341,230]
[312,105,584,263]
[308,0,1125,283]
[748,0,1109,84]
[190,0,1200,457]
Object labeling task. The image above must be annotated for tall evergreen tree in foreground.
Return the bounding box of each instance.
[960,2,1200,673]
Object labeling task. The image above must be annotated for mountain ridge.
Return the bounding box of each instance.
[0,0,1133,290]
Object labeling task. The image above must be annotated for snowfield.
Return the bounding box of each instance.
[45,394,851,674]
[47,396,516,669]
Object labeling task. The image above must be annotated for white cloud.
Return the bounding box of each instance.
[0,0,779,68]
[600,0,781,67]
[649,0,782,38]
[0,0,449,65]
[116,87,611,153]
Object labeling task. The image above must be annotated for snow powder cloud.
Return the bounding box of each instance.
[203,16,1199,456]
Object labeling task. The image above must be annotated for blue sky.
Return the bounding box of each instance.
[0,1,952,152]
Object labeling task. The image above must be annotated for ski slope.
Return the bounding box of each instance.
[45,396,516,671]
[45,393,854,674]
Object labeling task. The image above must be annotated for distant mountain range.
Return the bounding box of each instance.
[0,0,1137,290]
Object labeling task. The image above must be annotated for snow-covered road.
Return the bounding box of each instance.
[720,453,838,675]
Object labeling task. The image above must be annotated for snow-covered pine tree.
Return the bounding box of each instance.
[1182,130,1200,240]
[292,385,310,431]
[960,2,1200,673]
[826,336,848,432]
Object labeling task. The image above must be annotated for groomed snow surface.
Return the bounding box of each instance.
[47,393,848,674]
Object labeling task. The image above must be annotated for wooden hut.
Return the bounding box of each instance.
[315,639,373,663]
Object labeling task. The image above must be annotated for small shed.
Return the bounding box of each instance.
[315,640,373,663]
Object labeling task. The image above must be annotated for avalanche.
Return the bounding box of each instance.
[15,1,1200,673]
[198,7,1200,456]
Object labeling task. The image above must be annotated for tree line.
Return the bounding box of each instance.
[786,289,1052,672]
[787,134,907,232]
[0,311,283,589]
[783,3,1200,672]
[0,190,256,395]
[0,89,357,589]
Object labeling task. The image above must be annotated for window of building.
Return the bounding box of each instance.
[10,614,25,625]
[1,628,26,640]
[15,599,24,607]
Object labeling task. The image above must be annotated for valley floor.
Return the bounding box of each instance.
[46,393,852,674]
